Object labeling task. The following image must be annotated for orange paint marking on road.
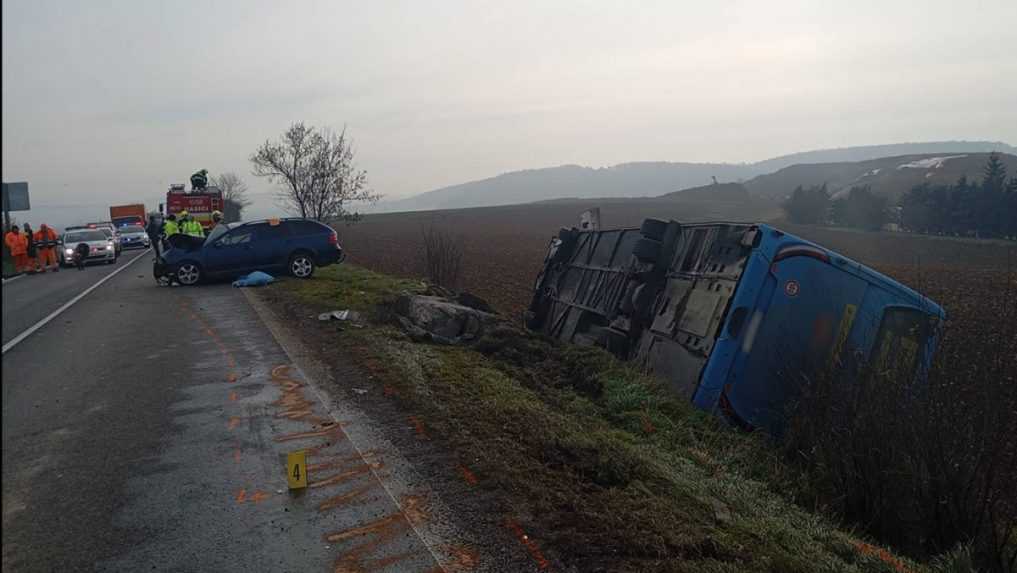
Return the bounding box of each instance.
[279,380,303,391]
[308,464,379,489]
[304,440,342,456]
[326,510,407,544]
[235,488,271,505]
[505,519,550,570]
[382,385,399,398]
[458,465,479,486]
[249,490,270,503]
[276,409,317,421]
[399,495,428,527]
[227,372,238,383]
[229,391,238,402]
[228,416,241,430]
[274,422,345,443]
[327,512,412,573]
[317,483,377,512]
[274,391,312,408]
[328,495,430,572]
[264,362,430,571]
[184,303,238,368]
[233,448,242,463]
[308,451,380,473]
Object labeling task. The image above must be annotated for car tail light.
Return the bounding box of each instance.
[329,231,339,246]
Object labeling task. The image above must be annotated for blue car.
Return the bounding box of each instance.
[528,220,945,434]
[158,218,345,285]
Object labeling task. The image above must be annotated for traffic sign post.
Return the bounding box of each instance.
[2,182,30,277]
[2,182,31,231]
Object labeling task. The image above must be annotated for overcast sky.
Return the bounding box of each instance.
[3,0,1016,225]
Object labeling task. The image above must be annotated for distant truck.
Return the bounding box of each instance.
[165,184,223,230]
[527,218,945,434]
[110,204,146,228]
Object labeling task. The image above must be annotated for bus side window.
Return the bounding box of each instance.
[871,307,935,378]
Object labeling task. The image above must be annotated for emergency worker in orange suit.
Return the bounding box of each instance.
[4,225,31,273]
[35,224,60,272]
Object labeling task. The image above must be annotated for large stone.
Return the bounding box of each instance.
[394,293,501,345]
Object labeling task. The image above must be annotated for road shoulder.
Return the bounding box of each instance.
[243,286,524,573]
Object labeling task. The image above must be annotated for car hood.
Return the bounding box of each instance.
[64,240,113,248]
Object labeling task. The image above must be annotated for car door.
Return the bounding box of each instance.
[204,226,257,276]
[248,222,292,272]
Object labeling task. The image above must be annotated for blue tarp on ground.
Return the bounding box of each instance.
[232,271,275,288]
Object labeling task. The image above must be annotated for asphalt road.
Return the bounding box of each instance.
[2,254,439,571]
[2,249,150,347]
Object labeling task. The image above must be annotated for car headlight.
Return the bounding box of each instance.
[65,248,74,255]
[107,240,114,247]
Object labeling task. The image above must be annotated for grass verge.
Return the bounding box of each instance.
[269,264,951,573]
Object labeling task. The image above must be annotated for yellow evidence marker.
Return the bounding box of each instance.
[287,450,308,489]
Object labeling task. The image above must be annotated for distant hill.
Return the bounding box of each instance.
[376,141,1015,212]
[744,152,1017,201]
[658,182,750,202]
[751,141,1016,173]
[379,162,758,212]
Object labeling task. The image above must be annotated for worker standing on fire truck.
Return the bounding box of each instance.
[190,169,208,191]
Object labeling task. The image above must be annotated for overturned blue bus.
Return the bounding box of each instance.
[527,219,945,434]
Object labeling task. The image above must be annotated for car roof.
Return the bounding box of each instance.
[64,229,107,237]
[234,218,328,228]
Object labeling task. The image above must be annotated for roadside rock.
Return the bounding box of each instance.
[394,293,503,345]
[422,285,498,315]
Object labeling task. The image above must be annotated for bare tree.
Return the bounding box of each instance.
[210,171,252,222]
[422,224,464,290]
[249,122,379,222]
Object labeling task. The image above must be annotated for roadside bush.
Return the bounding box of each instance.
[783,268,1017,571]
[422,224,464,290]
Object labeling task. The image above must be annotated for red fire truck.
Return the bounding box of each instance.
[165,184,223,230]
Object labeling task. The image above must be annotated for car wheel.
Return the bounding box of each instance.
[176,262,202,285]
[289,253,315,278]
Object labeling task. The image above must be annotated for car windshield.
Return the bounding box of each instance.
[121,226,145,234]
[205,223,234,245]
[65,230,107,242]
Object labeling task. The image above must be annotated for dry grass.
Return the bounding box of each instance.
[271,264,937,572]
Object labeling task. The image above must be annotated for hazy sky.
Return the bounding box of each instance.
[3,0,1016,224]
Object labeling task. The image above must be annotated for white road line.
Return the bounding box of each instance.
[2,274,25,285]
[2,249,151,355]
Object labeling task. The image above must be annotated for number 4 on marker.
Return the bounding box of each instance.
[287,450,308,489]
